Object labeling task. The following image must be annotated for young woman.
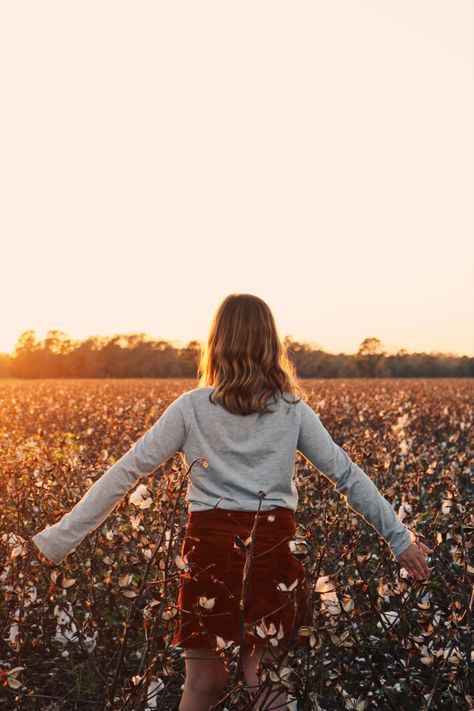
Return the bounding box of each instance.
[32,293,432,711]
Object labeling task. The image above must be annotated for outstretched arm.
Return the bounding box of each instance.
[31,393,187,565]
[297,400,413,558]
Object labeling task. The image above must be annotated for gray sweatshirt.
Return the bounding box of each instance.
[31,386,413,564]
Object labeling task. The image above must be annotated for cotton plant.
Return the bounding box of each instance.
[1,665,26,691]
[145,678,165,709]
[2,532,27,559]
[440,494,453,513]
[253,618,285,647]
[376,610,400,631]
[7,611,21,652]
[315,575,341,616]
[53,601,98,652]
[397,500,412,522]
[130,675,165,710]
[391,412,411,456]
[129,483,153,509]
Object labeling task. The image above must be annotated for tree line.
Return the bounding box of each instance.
[0,330,472,379]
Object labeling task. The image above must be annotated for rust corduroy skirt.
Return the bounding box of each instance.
[172,506,312,652]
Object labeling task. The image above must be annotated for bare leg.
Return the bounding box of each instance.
[178,646,230,711]
[241,643,288,709]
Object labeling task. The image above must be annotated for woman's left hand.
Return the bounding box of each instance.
[37,550,57,567]
[396,541,433,581]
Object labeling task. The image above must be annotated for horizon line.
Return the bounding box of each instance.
[1,328,472,359]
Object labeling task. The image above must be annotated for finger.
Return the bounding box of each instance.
[418,546,430,578]
[399,555,412,572]
[39,553,55,566]
[418,551,430,577]
[403,554,424,580]
[413,556,429,580]
[415,568,427,581]
[403,563,417,577]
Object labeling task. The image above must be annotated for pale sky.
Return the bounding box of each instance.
[1,1,472,357]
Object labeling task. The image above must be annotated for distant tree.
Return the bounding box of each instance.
[11,330,40,377]
[14,330,38,354]
[186,340,202,351]
[357,337,387,377]
[357,337,385,357]
[0,353,12,377]
[4,329,472,379]
[43,330,74,355]
[177,341,202,378]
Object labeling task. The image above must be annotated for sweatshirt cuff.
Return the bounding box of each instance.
[31,530,69,565]
[389,526,414,558]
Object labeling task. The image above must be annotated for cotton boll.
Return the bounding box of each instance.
[84,631,99,653]
[315,576,341,616]
[144,678,165,709]
[55,621,79,645]
[8,622,19,651]
[376,611,400,630]
[129,484,153,509]
[397,504,406,521]
[441,498,453,514]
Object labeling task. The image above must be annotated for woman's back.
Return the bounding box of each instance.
[180,386,301,511]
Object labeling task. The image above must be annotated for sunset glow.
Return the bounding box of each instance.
[1,1,472,357]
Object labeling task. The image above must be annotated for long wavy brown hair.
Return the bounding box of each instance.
[197,293,307,415]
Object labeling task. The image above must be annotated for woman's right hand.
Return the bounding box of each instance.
[396,541,433,581]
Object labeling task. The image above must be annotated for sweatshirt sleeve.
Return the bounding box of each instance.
[31,393,188,565]
[297,400,413,558]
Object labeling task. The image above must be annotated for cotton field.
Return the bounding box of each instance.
[0,377,472,710]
